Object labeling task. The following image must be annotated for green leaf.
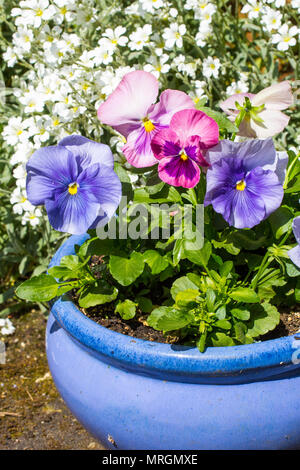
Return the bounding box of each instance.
[210,332,235,347]
[246,302,280,338]
[234,322,247,343]
[171,276,199,301]
[175,289,199,307]
[196,106,238,133]
[109,252,145,286]
[15,275,59,302]
[137,296,153,313]
[147,306,194,331]
[269,206,293,239]
[285,261,300,277]
[229,287,260,303]
[115,299,137,320]
[220,261,233,279]
[185,240,212,267]
[143,250,169,275]
[215,319,232,330]
[79,282,118,308]
[231,307,250,321]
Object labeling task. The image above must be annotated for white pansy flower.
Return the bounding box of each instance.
[272,24,298,51]
[202,56,221,78]
[163,24,186,49]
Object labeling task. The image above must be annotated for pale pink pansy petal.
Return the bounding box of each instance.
[170,109,219,148]
[149,89,195,126]
[97,71,159,138]
[158,156,201,188]
[252,81,294,110]
[220,93,255,116]
[122,126,158,168]
[151,128,181,160]
[250,109,289,139]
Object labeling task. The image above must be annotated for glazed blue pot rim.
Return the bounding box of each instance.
[49,234,300,378]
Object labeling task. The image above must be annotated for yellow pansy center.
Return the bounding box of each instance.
[143,119,155,132]
[68,182,79,195]
[180,151,188,161]
[236,179,246,191]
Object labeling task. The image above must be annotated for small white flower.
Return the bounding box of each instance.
[194,3,216,22]
[15,0,56,29]
[272,24,298,51]
[0,319,15,336]
[140,0,164,14]
[22,207,43,227]
[10,186,31,215]
[262,8,282,32]
[163,24,186,49]
[226,80,249,95]
[12,27,34,53]
[128,24,152,51]
[144,53,170,78]
[266,0,285,7]
[99,26,128,52]
[195,22,212,47]
[169,7,178,17]
[241,0,263,19]
[3,117,31,146]
[202,56,221,79]
[19,88,45,113]
[3,47,18,67]
[291,0,300,11]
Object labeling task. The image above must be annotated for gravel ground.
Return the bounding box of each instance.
[0,309,105,450]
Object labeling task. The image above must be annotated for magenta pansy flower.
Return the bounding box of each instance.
[97,70,195,168]
[220,81,293,139]
[150,109,219,188]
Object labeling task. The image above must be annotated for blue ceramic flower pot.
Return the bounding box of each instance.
[46,235,300,450]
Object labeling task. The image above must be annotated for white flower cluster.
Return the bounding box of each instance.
[0,319,15,336]
[1,0,298,226]
[241,0,299,51]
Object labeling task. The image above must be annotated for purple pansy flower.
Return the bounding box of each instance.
[150,109,219,188]
[26,135,122,235]
[204,139,287,229]
[288,217,300,268]
[97,70,195,168]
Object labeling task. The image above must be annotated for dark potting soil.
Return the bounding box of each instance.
[78,255,300,345]
[80,302,300,345]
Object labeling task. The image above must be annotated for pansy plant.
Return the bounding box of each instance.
[17,71,300,352]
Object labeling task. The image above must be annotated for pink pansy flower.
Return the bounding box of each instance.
[97,70,195,168]
[220,81,294,139]
[151,109,219,188]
